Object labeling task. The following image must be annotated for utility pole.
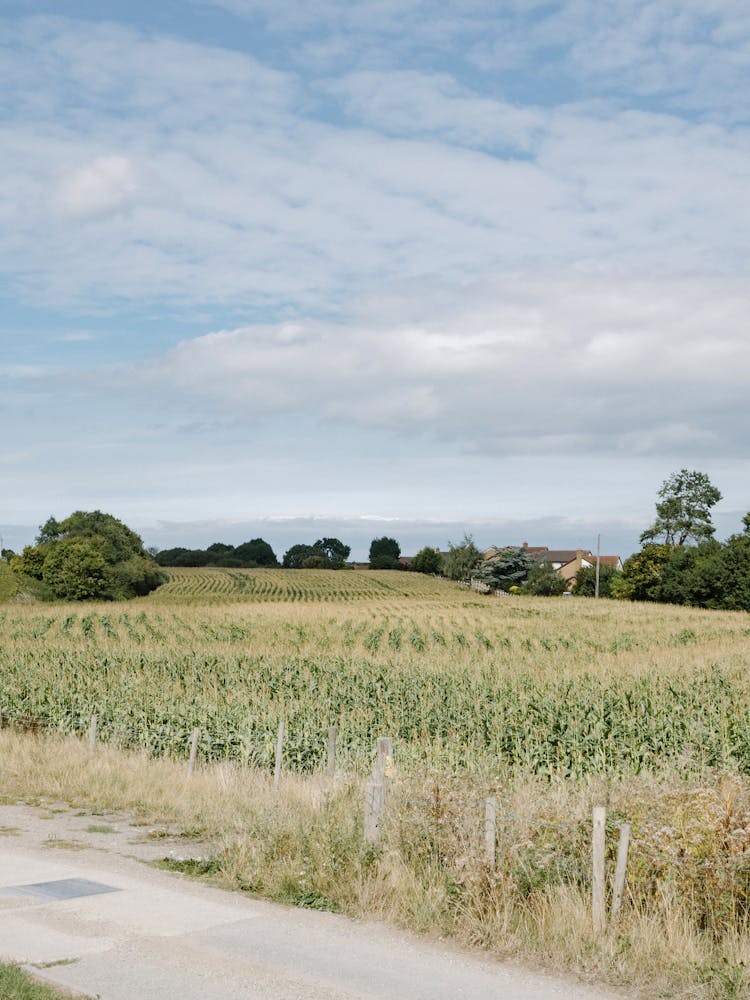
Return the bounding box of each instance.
[595,533,601,599]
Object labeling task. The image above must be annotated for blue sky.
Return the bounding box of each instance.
[2,0,749,560]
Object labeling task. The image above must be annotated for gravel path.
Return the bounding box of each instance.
[0,801,629,1000]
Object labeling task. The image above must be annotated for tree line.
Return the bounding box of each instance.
[3,470,747,608]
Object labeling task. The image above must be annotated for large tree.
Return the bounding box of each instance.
[313,538,350,569]
[480,546,532,592]
[640,469,722,547]
[442,534,482,581]
[14,511,165,600]
[283,538,349,569]
[233,538,278,566]
[368,536,401,570]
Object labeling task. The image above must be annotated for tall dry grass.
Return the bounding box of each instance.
[2,729,750,998]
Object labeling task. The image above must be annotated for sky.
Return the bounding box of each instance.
[2,0,748,560]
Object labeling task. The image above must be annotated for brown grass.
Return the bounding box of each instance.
[2,729,750,998]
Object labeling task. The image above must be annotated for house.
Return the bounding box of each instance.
[524,545,623,586]
[530,548,595,586]
[482,543,622,588]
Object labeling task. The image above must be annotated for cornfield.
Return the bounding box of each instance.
[4,568,750,994]
[1,568,748,778]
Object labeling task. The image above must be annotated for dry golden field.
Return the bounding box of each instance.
[1,568,749,776]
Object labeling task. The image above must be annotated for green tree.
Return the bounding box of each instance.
[38,510,145,562]
[282,543,321,569]
[573,563,619,598]
[233,538,278,566]
[17,511,165,600]
[368,536,401,570]
[656,541,724,607]
[110,554,168,598]
[716,513,750,611]
[618,544,672,601]
[442,534,482,581]
[523,561,567,596]
[640,469,722,547]
[410,546,444,575]
[282,539,349,569]
[41,536,110,600]
[313,538,351,569]
[479,546,532,592]
[155,547,212,567]
[13,544,49,579]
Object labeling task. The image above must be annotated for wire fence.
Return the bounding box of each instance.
[4,707,750,938]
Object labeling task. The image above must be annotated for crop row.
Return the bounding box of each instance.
[153,567,458,603]
[2,607,734,662]
[2,633,750,777]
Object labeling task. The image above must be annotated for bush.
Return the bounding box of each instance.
[523,562,567,596]
[411,547,443,575]
[573,563,619,598]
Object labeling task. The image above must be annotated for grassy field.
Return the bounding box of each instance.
[2,567,750,998]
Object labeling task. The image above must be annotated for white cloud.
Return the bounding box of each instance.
[617,423,720,455]
[56,155,139,219]
[0,16,748,316]
[52,331,96,342]
[203,0,750,120]
[318,70,544,151]
[143,269,750,458]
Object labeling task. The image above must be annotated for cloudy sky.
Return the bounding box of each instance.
[2,0,748,560]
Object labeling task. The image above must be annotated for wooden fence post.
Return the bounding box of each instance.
[374,736,393,782]
[484,796,497,866]
[364,780,384,846]
[327,725,337,780]
[273,721,285,794]
[610,822,631,930]
[592,806,607,937]
[187,727,200,777]
[88,714,98,754]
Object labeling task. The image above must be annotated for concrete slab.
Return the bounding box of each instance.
[0,877,119,901]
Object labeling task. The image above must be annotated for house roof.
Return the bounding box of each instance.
[521,544,551,555]
[482,545,621,571]
[528,549,593,564]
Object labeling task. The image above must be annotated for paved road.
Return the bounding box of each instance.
[0,803,624,1000]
